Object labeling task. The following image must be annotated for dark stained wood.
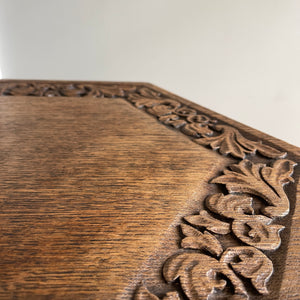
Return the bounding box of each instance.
[0,80,299,300]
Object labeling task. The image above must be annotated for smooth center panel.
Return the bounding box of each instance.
[0,96,231,299]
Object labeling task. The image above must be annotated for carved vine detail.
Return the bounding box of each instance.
[0,82,132,98]
[126,87,286,159]
[0,81,296,299]
[124,88,296,298]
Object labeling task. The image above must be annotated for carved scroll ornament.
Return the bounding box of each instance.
[126,87,296,299]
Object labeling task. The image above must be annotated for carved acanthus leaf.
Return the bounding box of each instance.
[163,252,248,300]
[205,193,284,250]
[261,159,297,188]
[232,215,284,250]
[211,159,296,217]
[221,247,273,295]
[184,210,230,234]
[206,193,254,218]
[194,125,286,159]
[180,224,223,257]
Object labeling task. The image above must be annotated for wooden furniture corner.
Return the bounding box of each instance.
[0,80,299,299]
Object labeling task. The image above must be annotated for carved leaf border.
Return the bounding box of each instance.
[0,81,297,299]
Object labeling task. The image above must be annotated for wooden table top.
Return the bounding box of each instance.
[0,80,299,300]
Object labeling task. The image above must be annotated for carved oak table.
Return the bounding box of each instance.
[0,80,299,300]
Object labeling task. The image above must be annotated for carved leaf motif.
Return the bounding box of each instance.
[174,106,197,117]
[138,87,161,98]
[180,224,223,257]
[184,210,230,234]
[232,215,284,250]
[221,247,273,295]
[186,114,215,125]
[205,193,284,250]
[261,159,297,188]
[92,86,125,98]
[211,159,296,217]
[181,123,213,138]
[1,83,40,96]
[58,84,92,97]
[194,125,286,159]
[0,82,133,98]
[131,98,160,108]
[206,193,254,218]
[126,87,160,107]
[147,99,181,117]
[135,285,159,300]
[159,115,187,128]
[163,252,248,300]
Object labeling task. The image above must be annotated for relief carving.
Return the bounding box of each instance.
[212,159,296,218]
[126,87,287,160]
[163,252,248,300]
[0,82,131,98]
[180,224,223,257]
[184,210,231,235]
[194,125,287,159]
[220,247,273,295]
[135,158,295,299]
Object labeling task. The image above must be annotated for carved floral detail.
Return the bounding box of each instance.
[163,252,248,300]
[194,125,287,159]
[206,193,254,218]
[232,215,284,250]
[180,224,223,257]
[221,247,273,295]
[212,159,296,218]
[162,246,273,299]
[206,194,285,250]
[184,210,230,235]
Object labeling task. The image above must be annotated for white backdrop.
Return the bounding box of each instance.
[0,0,299,146]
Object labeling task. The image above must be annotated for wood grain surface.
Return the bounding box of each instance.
[0,80,299,300]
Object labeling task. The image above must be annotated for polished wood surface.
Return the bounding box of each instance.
[0,80,299,299]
